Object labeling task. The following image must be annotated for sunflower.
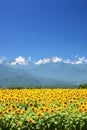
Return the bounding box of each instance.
[50,109,55,113]
[29,102,33,107]
[10,104,16,109]
[33,108,38,113]
[7,107,12,113]
[37,112,42,118]
[58,107,62,112]
[0,109,3,116]
[40,106,45,112]
[78,107,83,112]
[27,118,34,123]
[14,109,21,114]
[84,107,87,112]
[45,107,49,112]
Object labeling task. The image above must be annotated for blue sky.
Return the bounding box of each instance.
[0,0,87,62]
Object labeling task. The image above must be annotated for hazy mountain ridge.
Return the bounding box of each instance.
[0,64,73,88]
[28,62,87,83]
[0,62,87,88]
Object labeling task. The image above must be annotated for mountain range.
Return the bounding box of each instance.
[0,62,87,88]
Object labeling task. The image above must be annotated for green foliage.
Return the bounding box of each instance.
[78,84,87,89]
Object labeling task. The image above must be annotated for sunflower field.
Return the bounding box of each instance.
[0,88,87,130]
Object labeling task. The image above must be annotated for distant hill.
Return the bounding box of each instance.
[0,62,87,88]
[0,64,74,88]
[28,62,87,83]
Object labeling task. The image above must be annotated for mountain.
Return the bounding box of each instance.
[0,62,87,88]
[28,62,87,83]
[0,64,72,88]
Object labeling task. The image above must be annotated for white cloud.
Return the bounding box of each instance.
[0,55,87,66]
[63,56,85,64]
[42,58,50,63]
[10,56,29,65]
[63,59,71,64]
[35,56,85,65]
[51,57,62,63]
[78,57,85,61]
[35,57,62,65]
[74,57,85,64]
[35,58,51,65]
[15,56,26,65]
[10,61,16,65]
[74,60,82,64]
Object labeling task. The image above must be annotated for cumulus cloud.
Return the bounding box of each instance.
[63,56,85,64]
[10,56,29,65]
[73,60,82,64]
[74,57,85,64]
[10,61,17,65]
[15,56,27,65]
[63,59,71,64]
[35,58,51,65]
[78,57,85,61]
[35,57,62,65]
[0,55,87,66]
[51,57,62,63]
[35,56,87,65]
